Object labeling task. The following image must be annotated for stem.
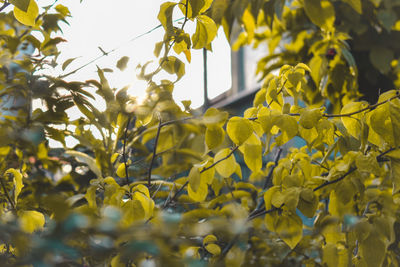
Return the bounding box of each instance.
[313,167,356,191]
[147,118,163,187]
[0,1,10,13]
[200,146,239,173]
[122,117,133,186]
[0,177,16,211]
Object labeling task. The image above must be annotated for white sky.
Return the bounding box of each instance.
[43,0,232,109]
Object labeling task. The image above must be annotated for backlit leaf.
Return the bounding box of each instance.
[340,101,368,139]
[192,15,217,49]
[158,2,177,36]
[9,0,30,12]
[13,0,38,26]
[5,168,23,204]
[161,56,185,81]
[116,56,129,71]
[206,125,225,150]
[303,0,335,30]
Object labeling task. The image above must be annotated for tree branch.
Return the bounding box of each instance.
[147,118,163,187]
[200,146,239,174]
[313,167,356,192]
[0,1,10,13]
[0,176,16,211]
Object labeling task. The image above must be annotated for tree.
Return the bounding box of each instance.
[0,0,399,266]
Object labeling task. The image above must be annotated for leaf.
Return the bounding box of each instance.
[116,163,126,178]
[214,148,236,177]
[192,15,217,49]
[340,101,368,139]
[188,182,208,202]
[62,57,78,71]
[370,46,394,74]
[66,150,102,178]
[242,133,262,172]
[203,108,229,126]
[391,158,400,194]
[5,168,23,204]
[343,0,362,14]
[203,234,218,245]
[210,0,229,24]
[132,186,155,220]
[158,2,177,36]
[226,116,253,145]
[275,115,298,145]
[206,125,225,150]
[161,56,185,81]
[359,232,386,267]
[9,0,30,12]
[85,186,97,209]
[116,56,130,71]
[188,167,201,192]
[18,210,45,233]
[299,108,322,129]
[205,243,221,255]
[303,0,335,30]
[13,0,38,26]
[275,213,303,249]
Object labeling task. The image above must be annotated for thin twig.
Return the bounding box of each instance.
[263,147,283,189]
[181,0,189,30]
[0,1,10,13]
[122,117,134,185]
[0,177,16,211]
[313,167,357,191]
[200,146,239,173]
[147,118,163,187]
[323,92,400,118]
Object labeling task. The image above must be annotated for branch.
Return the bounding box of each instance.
[147,118,163,187]
[122,117,134,186]
[0,177,16,211]
[324,92,400,118]
[200,146,239,174]
[263,147,283,189]
[313,167,356,192]
[0,1,10,13]
[181,0,189,30]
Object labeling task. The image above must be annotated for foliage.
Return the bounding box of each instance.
[0,0,400,266]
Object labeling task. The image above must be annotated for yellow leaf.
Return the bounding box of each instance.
[19,210,45,233]
[116,163,126,178]
[192,15,217,49]
[299,108,322,129]
[85,186,97,209]
[359,232,386,267]
[188,182,208,202]
[203,234,218,245]
[226,117,253,145]
[157,2,177,36]
[205,125,225,150]
[242,133,262,172]
[111,254,125,267]
[188,167,201,192]
[160,56,185,81]
[275,212,303,249]
[275,115,298,145]
[214,148,236,177]
[203,108,228,126]
[242,9,255,43]
[13,0,38,26]
[391,158,400,194]
[5,168,23,204]
[205,243,221,255]
[340,101,368,139]
[121,199,145,226]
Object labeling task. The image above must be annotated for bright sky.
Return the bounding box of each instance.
[45,0,232,110]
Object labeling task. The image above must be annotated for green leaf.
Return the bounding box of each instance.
[13,0,38,26]
[116,56,130,71]
[303,0,335,30]
[161,56,185,81]
[62,57,78,71]
[370,46,394,74]
[192,15,217,49]
[66,150,102,178]
[359,232,386,267]
[9,0,30,12]
[343,0,362,14]
[158,2,177,36]
[226,116,253,145]
[214,148,236,177]
[18,210,45,233]
[5,168,23,204]
[210,0,229,24]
